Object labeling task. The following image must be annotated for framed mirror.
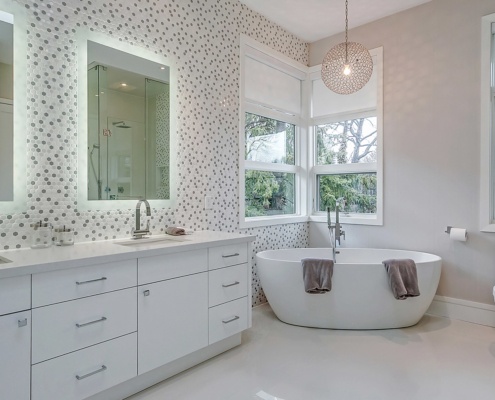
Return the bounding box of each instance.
[0,0,27,213]
[77,30,177,211]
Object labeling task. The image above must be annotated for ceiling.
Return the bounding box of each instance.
[239,0,432,42]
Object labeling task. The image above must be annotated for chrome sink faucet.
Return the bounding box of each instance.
[132,199,151,239]
[327,199,346,261]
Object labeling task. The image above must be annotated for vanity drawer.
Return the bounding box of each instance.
[209,263,248,307]
[138,248,207,285]
[0,275,31,315]
[32,259,137,307]
[32,288,137,364]
[208,243,248,270]
[209,297,248,345]
[32,333,137,400]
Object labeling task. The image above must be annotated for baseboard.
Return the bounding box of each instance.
[427,295,495,327]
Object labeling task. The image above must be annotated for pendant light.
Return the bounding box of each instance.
[321,0,373,95]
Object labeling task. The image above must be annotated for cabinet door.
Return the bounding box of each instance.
[0,310,31,400]
[0,275,31,316]
[138,272,208,374]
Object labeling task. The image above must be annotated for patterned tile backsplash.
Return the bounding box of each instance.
[0,0,309,305]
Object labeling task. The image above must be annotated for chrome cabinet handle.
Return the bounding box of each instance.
[222,253,240,258]
[222,315,240,324]
[143,290,150,296]
[76,277,107,285]
[18,318,28,328]
[75,365,107,380]
[222,281,240,288]
[76,316,107,328]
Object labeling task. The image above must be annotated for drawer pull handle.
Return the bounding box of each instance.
[76,316,107,328]
[222,253,240,258]
[143,290,150,296]
[18,318,28,328]
[75,365,107,381]
[222,281,240,288]
[222,315,240,324]
[76,277,107,285]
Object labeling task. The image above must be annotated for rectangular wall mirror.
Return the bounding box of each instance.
[0,10,14,201]
[0,1,27,213]
[77,32,176,211]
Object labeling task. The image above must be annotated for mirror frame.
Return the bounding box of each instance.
[76,29,177,211]
[480,13,495,232]
[0,0,27,214]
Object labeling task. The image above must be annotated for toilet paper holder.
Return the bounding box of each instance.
[445,226,453,234]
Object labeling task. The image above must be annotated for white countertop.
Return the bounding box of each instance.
[0,230,256,279]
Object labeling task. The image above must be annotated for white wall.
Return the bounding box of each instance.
[309,0,495,305]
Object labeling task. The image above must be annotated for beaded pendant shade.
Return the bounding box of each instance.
[321,0,373,95]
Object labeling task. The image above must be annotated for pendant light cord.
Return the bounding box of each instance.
[345,0,349,63]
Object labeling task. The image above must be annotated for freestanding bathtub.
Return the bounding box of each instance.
[256,248,441,330]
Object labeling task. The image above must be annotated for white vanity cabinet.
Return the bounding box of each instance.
[0,231,254,400]
[137,249,209,374]
[0,275,31,400]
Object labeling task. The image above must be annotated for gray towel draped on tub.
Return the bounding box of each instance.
[383,258,420,300]
[302,258,334,294]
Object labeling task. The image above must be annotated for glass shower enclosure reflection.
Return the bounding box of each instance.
[87,64,170,200]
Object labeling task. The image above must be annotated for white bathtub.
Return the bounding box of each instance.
[256,248,441,330]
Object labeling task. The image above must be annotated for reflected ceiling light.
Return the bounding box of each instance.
[160,66,166,70]
[121,83,127,87]
[321,0,373,95]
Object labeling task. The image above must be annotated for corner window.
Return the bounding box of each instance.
[239,36,383,227]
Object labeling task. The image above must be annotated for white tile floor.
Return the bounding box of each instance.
[128,304,495,400]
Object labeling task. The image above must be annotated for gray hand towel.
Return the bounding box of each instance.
[302,258,334,294]
[383,258,420,300]
[165,226,186,236]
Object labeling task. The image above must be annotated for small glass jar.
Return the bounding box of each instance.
[54,227,75,246]
[30,222,53,249]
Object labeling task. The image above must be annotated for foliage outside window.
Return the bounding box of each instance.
[244,113,297,218]
[316,117,378,215]
[318,173,377,213]
[245,170,295,217]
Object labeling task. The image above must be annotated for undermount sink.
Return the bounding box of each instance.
[114,235,190,248]
[0,256,12,264]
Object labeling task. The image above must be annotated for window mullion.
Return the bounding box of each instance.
[313,163,377,175]
[245,160,298,174]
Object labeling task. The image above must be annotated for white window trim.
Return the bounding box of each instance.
[480,15,495,232]
[239,36,383,228]
[308,47,384,226]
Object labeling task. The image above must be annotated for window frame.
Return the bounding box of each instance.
[239,36,383,228]
[239,35,309,228]
[308,47,384,226]
[480,15,495,232]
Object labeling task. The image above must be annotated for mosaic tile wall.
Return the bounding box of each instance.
[0,0,309,306]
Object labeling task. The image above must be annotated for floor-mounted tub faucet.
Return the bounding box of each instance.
[132,199,151,239]
[327,200,346,261]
